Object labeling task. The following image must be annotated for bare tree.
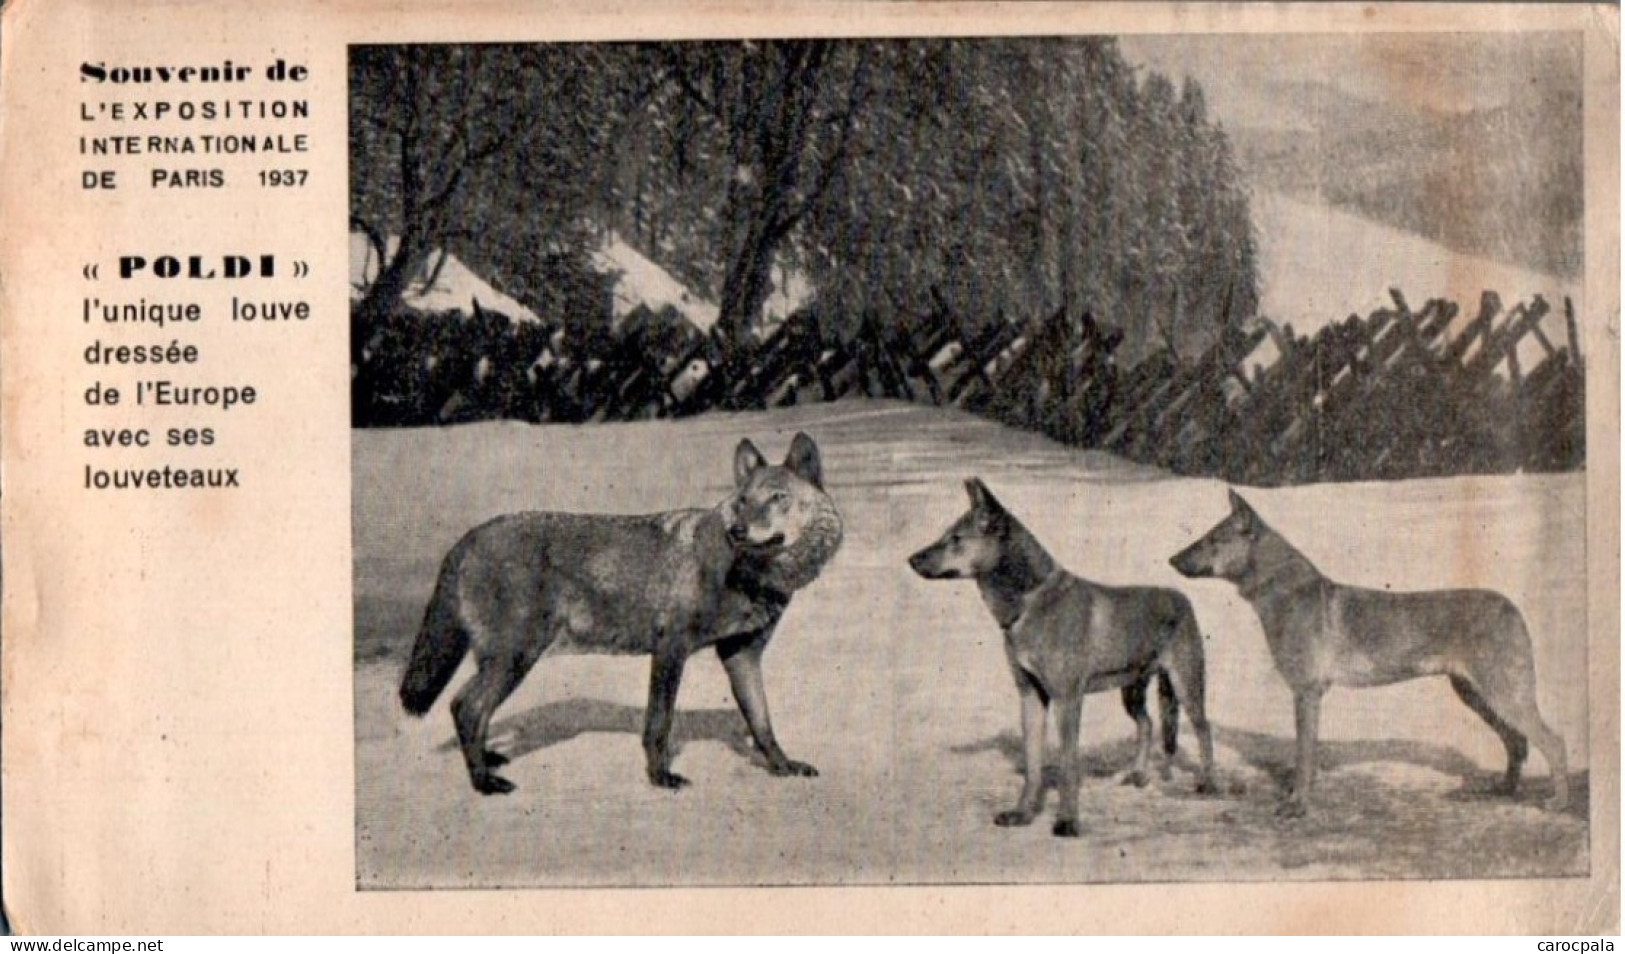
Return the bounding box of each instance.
[350,46,538,327]
[661,41,869,354]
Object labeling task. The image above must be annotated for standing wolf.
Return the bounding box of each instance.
[908,478,1216,837]
[1170,489,1569,816]
[399,432,842,794]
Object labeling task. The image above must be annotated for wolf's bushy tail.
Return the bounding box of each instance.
[1157,670,1179,756]
[399,556,470,716]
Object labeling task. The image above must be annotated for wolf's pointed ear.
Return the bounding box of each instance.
[471,297,484,318]
[1228,489,1257,526]
[965,477,1004,514]
[735,439,768,487]
[784,432,823,489]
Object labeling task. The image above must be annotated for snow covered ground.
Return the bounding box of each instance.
[1251,190,1581,338]
[591,233,721,331]
[582,233,810,335]
[347,232,542,322]
[353,401,1589,887]
[349,229,810,338]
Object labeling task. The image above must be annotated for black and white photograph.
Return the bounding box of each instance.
[349,32,1590,888]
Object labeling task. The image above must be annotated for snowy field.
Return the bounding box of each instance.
[1251,189,1581,337]
[354,400,1589,888]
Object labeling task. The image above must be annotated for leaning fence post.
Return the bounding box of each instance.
[1565,296,1582,365]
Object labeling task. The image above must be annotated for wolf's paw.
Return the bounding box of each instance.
[769,758,819,778]
[1194,778,1218,797]
[1052,819,1082,838]
[1120,770,1150,788]
[649,770,691,790]
[482,750,510,768]
[1544,792,1570,813]
[993,809,1035,827]
[473,774,516,795]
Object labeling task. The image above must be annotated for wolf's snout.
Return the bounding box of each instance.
[908,548,947,578]
[1169,548,1203,577]
[731,524,785,550]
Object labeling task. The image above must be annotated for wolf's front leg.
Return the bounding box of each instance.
[1281,685,1325,818]
[996,680,1047,828]
[644,647,691,789]
[1052,691,1085,837]
[717,628,818,777]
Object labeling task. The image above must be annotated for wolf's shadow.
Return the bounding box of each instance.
[1217,726,1590,819]
[949,730,1171,795]
[1217,725,1477,782]
[953,722,1587,817]
[436,697,760,766]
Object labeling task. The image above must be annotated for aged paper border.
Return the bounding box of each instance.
[0,0,1618,934]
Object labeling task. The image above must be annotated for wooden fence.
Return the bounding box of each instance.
[352,287,1585,484]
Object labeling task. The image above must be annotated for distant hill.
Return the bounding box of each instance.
[1231,78,1582,279]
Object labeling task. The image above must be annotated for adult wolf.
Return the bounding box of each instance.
[1170,489,1569,816]
[908,478,1216,838]
[400,433,842,794]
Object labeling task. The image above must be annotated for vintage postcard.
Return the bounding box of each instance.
[1,0,1619,935]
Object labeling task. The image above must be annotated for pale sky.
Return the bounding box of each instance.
[1117,33,1583,132]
